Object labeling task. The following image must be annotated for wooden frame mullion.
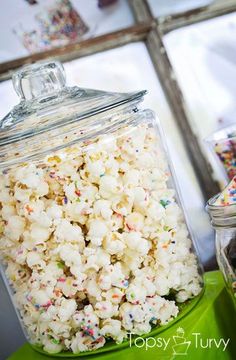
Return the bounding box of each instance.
[0,23,153,81]
[157,0,236,34]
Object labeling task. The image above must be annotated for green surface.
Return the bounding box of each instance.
[8,271,236,360]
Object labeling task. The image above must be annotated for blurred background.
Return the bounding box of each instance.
[0,1,236,359]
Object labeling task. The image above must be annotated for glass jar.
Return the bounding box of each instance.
[206,196,236,303]
[0,61,203,356]
[206,124,236,185]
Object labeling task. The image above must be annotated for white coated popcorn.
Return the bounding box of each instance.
[59,244,82,266]
[103,288,124,304]
[4,216,25,241]
[84,247,110,272]
[124,232,150,256]
[103,235,125,255]
[46,204,63,219]
[0,123,202,354]
[27,252,46,268]
[55,219,83,244]
[100,319,125,343]
[99,175,119,199]
[43,340,64,354]
[123,169,140,187]
[30,223,51,243]
[87,219,108,246]
[86,160,105,181]
[70,332,105,353]
[93,200,112,219]
[58,299,77,322]
[95,300,118,318]
[126,284,147,304]
[14,186,32,202]
[1,205,16,220]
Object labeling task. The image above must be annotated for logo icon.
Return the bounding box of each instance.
[172,327,191,355]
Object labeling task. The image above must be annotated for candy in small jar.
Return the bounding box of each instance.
[0,61,203,355]
[206,125,236,184]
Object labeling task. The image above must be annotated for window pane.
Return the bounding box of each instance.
[147,0,213,17]
[163,11,236,186]
[0,0,134,63]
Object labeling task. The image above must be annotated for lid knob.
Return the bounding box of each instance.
[12,61,66,101]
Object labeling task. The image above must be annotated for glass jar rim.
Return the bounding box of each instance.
[206,194,236,228]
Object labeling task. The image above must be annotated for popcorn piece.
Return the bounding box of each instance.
[29,223,51,243]
[85,274,102,300]
[154,274,170,296]
[4,216,25,241]
[99,175,119,199]
[93,200,112,219]
[103,235,125,255]
[103,287,124,304]
[86,160,105,182]
[125,284,147,304]
[29,289,52,307]
[59,244,82,266]
[125,212,144,231]
[58,299,77,322]
[14,186,32,202]
[124,232,150,256]
[100,319,125,343]
[70,332,105,353]
[48,321,71,338]
[1,205,16,221]
[43,339,64,354]
[120,303,146,331]
[84,247,110,272]
[55,219,84,244]
[27,251,46,269]
[87,219,108,246]
[46,204,63,219]
[57,277,82,297]
[0,187,12,203]
[123,169,140,187]
[95,301,118,318]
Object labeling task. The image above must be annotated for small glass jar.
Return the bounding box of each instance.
[206,196,236,303]
[206,124,236,185]
[0,61,203,356]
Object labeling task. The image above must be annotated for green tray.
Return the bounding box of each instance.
[8,271,236,360]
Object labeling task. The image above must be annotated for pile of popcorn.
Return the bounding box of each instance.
[0,123,202,354]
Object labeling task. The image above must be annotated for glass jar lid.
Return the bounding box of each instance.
[0,61,146,168]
